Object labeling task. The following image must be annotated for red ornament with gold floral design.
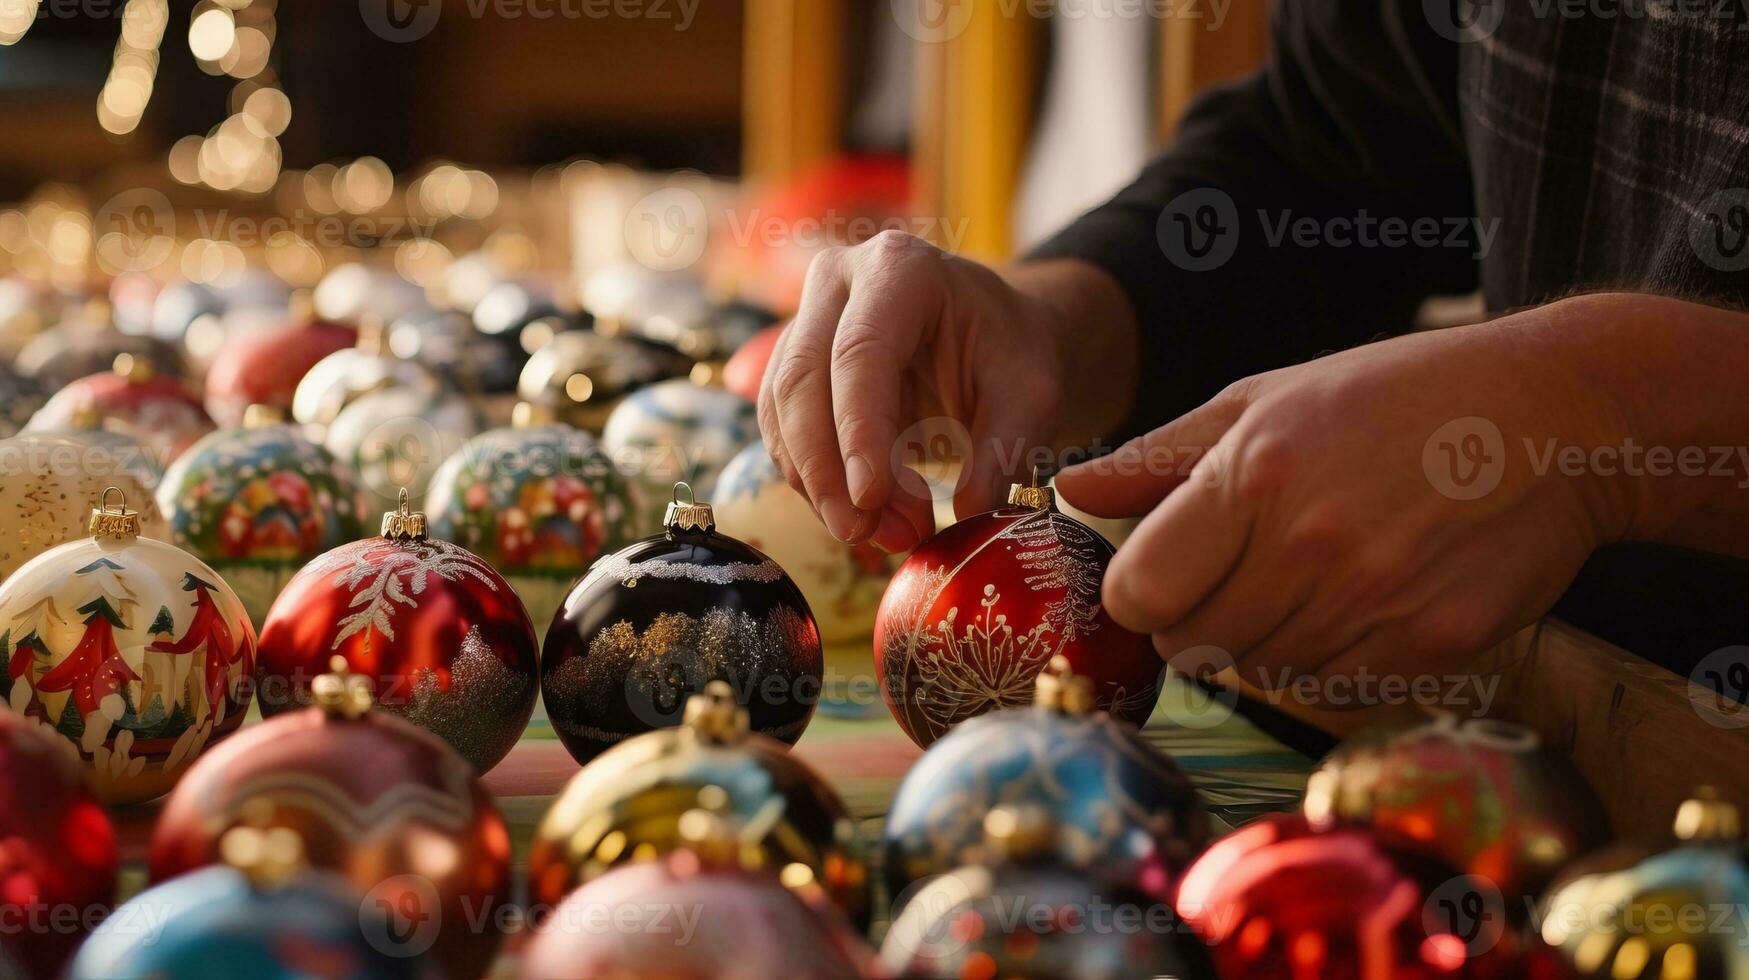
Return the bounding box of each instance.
[0,710,118,980]
[873,475,1161,747]
[149,656,512,980]
[1175,814,1523,979]
[255,491,538,772]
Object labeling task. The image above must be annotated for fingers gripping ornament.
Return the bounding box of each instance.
[882,656,1208,905]
[528,680,869,925]
[541,483,823,763]
[0,488,255,804]
[150,656,513,978]
[874,472,1162,748]
[256,490,539,771]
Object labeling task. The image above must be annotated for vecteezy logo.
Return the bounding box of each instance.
[359,0,442,43]
[1165,645,1238,730]
[890,416,973,507]
[93,188,175,274]
[1422,874,1507,958]
[890,0,974,43]
[1690,188,1749,273]
[624,186,709,273]
[1423,0,1505,43]
[359,874,443,958]
[1688,646,1749,729]
[1156,188,1239,272]
[1423,416,1505,501]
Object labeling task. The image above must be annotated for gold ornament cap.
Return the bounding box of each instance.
[1674,786,1741,843]
[88,487,142,539]
[664,482,715,534]
[982,804,1056,863]
[1008,467,1055,511]
[684,680,750,743]
[1034,655,1096,715]
[311,655,374,719]
[220,825,306,890]
[380,488,428,540]
[242,403,285,429]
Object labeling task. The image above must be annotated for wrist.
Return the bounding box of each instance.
[1004,258,1142,448]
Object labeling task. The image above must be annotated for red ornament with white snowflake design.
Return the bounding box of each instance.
[873,476,1162,748]
[255,490,538,772]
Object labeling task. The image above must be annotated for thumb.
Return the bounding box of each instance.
[1056,380,1256,518]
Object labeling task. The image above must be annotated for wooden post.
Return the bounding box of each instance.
[911,0,1041,261]
[743,0,848,184]
[1159,1,1271,138]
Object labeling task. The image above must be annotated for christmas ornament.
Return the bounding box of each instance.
[324,385,482,513]
[256,491,538,771]
[528,680,867,922]
[0,276,51,362]
[874,472,1162,748]
[0,710,117,980]
[883,656,1206,905]
[519,805,877,980]
[1175,814,1517,978]
[291,318,443,430]
[0,488,255,803]
[517,328,686,432]
[150,656,512,977]
[472,278,559,340]
[156,407,363,625]
[714,440,894,645]
[391,308,521,396]
[312,263,430,326]
[74,827,425,980]
[580,261,711,339]
[202,295,357,428]
[426,402,637,628]
[148,279,221,343]
[1540,789,1749,979]
[541,482,822,763]
[722,323,782,401]
[599,371,759,524]
[16,300,183,390]
[882,805,1205,980]
[29,353,215,464]
[25,421,163,490]
[1305,714,1610,909]
[0,432,165,583]
[0,366,45,439]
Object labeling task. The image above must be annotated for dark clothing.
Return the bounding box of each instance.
[1032,0,1749,674]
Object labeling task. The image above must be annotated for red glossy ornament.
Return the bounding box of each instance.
[203,301,357,429]
[722,323,782,401]
[149,657,512,980]
[0,712,118,980]
[1305,715,1609,909]
[1176,814,1521,979]
[255,492,538,772]
[874,477,1160,747]
[30,356,214,464]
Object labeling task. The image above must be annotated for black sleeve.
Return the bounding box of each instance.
[1029,0,1479,439]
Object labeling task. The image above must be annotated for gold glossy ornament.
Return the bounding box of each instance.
[527,680,869,925]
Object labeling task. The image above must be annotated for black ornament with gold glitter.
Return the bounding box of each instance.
[541,482,823,764]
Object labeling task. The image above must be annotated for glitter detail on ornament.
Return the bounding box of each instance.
[399,626,534,772]
[589,552,787,586]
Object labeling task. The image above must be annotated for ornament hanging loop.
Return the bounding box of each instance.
[664,481,716,534]
[684,680,749,743]
[1008,465,1056,511]
[1034,654,1095,714]
[312,655,375,719]
[380,487,429,541]
[88,486,142,539]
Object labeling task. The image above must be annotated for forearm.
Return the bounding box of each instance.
[1560,292,1749,559]
[1003,257,1141,450]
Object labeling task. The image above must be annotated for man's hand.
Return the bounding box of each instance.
[758,231,1139,552]
[1057,295,1650,691]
